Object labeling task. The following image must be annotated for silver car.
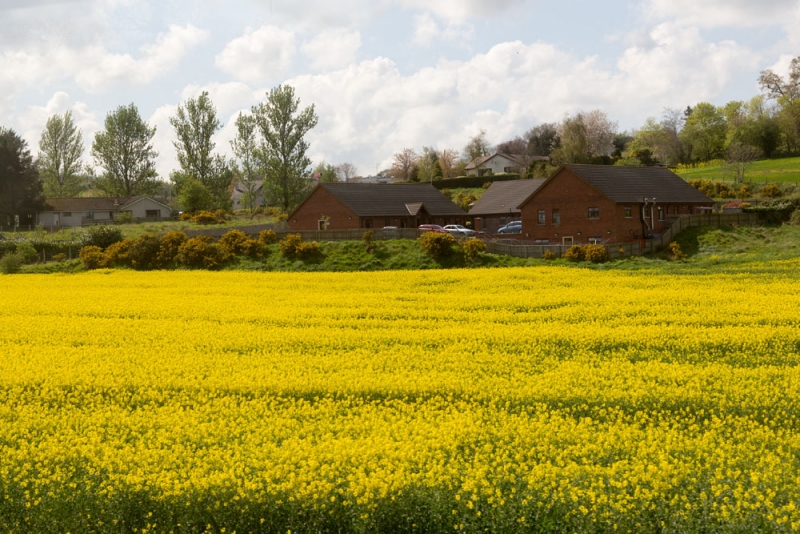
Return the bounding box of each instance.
[442,224,476,237]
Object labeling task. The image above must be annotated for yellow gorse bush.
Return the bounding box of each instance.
[2,262,800,532]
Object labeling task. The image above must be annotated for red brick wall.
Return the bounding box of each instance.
[288,187,360,230]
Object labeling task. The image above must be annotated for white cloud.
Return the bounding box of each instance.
[301,29,362,71]
[645,0,800,28]
[412,12,474,47]
[215,26,297,83]
[397,0,527,21]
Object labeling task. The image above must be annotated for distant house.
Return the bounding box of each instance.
[37,196,172,227]
[288,183,466,230]
[517,165,714,245]
[231,179,265,211]
[468,179,546,234]
[465,152,549,177]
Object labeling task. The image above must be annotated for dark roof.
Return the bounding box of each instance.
[305,183,465,217]
[42,196,150,212]
[469,179,546,216]
[519,165,713,207]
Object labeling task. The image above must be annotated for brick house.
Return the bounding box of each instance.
[517,165,714,245]
[287,183,466,230]
[469,178,545,234]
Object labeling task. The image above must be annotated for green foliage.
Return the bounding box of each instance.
[460,238,486,262]
[563,245,585,262]
[91,103,159,197]
[79,245,107,270]
[584,244,609,263]
[0,127,45,228]
[0,253,22,274]
[177,177,214,213]
[362,230,374,253]
[418,232,456,258]
[39,111,85,198]
[84,225,124,250]
[189,210,227,224]
[542,250,557,260]
[14,241,38,263]
[127,233,162,270]
[177,236,230,270]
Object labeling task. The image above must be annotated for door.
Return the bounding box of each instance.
[562,236,573,246]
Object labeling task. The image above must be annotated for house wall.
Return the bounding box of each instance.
[473,213,521,234]
[126,199,171,219]
[288,187,360,230]
[467,154,522,177]
[38,210,113,227]
[520,168,713,244]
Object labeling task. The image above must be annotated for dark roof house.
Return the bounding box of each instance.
[468,179,546,234]
[288,183,466,230]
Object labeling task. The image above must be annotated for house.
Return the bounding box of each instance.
[517,165,714,245]
[288,183,466,230]
[465,152,549,177]
[37,196,172,227]
[468,178,546,234]
[231,179,265,211]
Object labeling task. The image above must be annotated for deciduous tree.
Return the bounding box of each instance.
[681,102,726,162]
[91,104,159,197]
[38,111,84,198]
[0,128,45,228]
[437,149,459,179]
[391,148,418,181]
[336,162,357,182]
[230,113,262,212]
[252,85,319,211]
[463,129,491,163]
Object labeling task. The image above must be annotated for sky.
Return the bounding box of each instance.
[1,0,799,181]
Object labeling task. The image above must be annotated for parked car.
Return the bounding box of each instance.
[418,224,447,233]
[443,224,476,237]
[497,221,522,234]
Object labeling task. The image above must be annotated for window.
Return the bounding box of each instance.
[588,237,604,244]
[624,206,632,218]
[62,212,72,217]
[365,219,372,229]
[503,166,513,173]
[671,205,678,215]
[657,206,665,221]
[83,211,94,219]
[588,207,599,219]
[534,239,550,244]
[538,209,545,225]
[552,209,560,224]
[145,210,159,218]
[444,218,450,225]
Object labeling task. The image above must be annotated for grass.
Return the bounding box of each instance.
[675,156,800,184]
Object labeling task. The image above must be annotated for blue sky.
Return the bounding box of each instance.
[1,0,799,179]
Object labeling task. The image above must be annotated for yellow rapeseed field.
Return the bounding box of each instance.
[2,262,800,532]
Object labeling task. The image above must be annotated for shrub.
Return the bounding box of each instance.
[563,245,585,262]
[15,241,38,263]
[296,241,320,260]
[0,253,22,274]
[105,239,134,268]
[79,246,107,270]
[760,184,782,198]
[190,210,225,224]
[362,230,374,252]
[115,211,134,224]
[219,229,250,255]
[177,236,230,270]
[178,177,214,214]
[52,253,66,262]
[688,179,715,197]
[157,231,188,268]
[668,241,687,261]
[279,234,304,258]
[542,250,556,260]
[481,182,492,189]
[275,213,288,223]
[84,225,124,249]
[258,230,278,245]
[738,184,751,198]
[418,231,456,258]
[790,210,800,226]
[179,212,193,222]
[127,234,162,270]
[461,238,486,262]
[584,244,609,263]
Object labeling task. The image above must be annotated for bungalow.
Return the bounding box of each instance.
[231,179,265,211]
[517,165,713,245]
[469,178,545,234]
[37,196,172,228]
[465,152,549,177]
[288,183,466,230]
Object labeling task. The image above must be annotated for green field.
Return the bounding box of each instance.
[675,157,800,184]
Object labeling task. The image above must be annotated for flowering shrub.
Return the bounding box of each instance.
[78,245,106,270]
[419,231,456,258]
[460,237,486,261]
[258,229,278,245]
[563,244,585,262]
[156,231,188,268]
[176,236,230,270]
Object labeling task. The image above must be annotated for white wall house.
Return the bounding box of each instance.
[464,152,549,177]
[37,196,172,227]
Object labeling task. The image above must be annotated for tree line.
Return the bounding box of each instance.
[388,56,800,182]
[0,85,321,227]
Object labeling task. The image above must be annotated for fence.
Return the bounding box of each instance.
[184,225,419,242]
[484,212,762,259]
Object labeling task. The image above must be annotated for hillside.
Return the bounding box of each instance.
[674,156,800,184]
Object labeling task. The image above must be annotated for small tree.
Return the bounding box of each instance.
[39,111,85,198]
[178,177,214,213]
[725,142,762,183]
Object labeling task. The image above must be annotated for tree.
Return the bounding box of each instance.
[583,109,617,159]
[170,91,231,208]
[681,102,726,162]
[0,128,45,228]
[38,111,84,198]
[551,113,589,165]
[314,162,338,183]
[416,146,439,183]
[230,112,262,212]
[495,136,527,155]
[759,57,800,154]
[661,108,688,165]
[437,149,459,179]
[463,129,491,163]
[725,142,762,183]
[336,162,357,182]
[91,104,159,197]
[525,123,560,157]
[178,177,214,213]
[252,85,319,211]
[391,148,418,181]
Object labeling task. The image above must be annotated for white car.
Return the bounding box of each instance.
[442,224,476,237]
